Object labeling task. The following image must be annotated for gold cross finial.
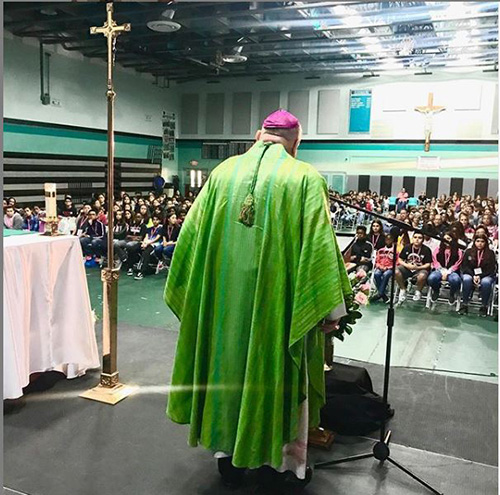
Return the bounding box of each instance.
[90,3,131,88]
[90,3,131,39]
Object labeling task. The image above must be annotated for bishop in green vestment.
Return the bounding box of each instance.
[164,110,352,482]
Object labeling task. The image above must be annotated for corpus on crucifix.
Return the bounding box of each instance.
[80,3,133,405]
[414,92,446,152]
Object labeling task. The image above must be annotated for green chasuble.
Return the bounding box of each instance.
[165,141,352,469]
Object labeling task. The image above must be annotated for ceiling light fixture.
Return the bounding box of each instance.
[147,10,181,33]
[222,46,247,64]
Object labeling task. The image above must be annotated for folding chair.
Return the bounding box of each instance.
[488,284,498,317]
[426,281,461,312]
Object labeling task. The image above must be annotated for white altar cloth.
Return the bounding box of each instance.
[3,234,100,399]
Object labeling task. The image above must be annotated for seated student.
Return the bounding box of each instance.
[371,233,397,303]
[102,210,128,267]
[155,211,181,264]
[58,196,77,218]
[350,225,374,271]
[22,206,40,232]
[383,211,396,233]
[34,205,47,234]
[449,221,467,246]
[76,204,91,235]
[396,188,408,213]
[124,212,148,275]
[428,231,463,304]
[139,204,153,228]
[177,208,188,226]
[470,225,494,249]
[97,206,108,227]
[80,210,106,259]
[4,205,23,230]
[7,197,23,215]
[459,234,497,317]
[432,213,448,236]
[395,231,433,304]
[134,215,163,280]
[481,213,498,239]
[368,220,385,251]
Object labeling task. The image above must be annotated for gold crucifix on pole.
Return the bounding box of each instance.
[80,3,133,405]
[414,92,446,152]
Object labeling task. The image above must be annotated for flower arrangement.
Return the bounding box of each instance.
[331,269,370,342]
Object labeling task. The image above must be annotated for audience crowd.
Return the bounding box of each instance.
[3,189,196,281]
[4,186,498,316]
[331,189,498,317]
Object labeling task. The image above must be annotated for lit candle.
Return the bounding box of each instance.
[44,183,57,221]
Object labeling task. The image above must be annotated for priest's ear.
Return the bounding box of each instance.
[255,129,262,141]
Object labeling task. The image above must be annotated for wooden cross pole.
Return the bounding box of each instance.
[80,3,133,405]
[414,92,446,152]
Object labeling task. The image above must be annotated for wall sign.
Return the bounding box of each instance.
[349,89,372,133]
[417,156,441,170]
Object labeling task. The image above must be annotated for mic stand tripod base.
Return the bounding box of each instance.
[315,431,444,495]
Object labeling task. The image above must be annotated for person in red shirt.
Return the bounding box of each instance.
[371,233,398,302]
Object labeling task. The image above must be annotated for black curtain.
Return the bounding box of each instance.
[380,176,392,196]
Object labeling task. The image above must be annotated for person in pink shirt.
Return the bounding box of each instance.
[427,231,463,304]
[396,188,409,213]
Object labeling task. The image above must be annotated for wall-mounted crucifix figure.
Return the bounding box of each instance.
[414,92,446,152]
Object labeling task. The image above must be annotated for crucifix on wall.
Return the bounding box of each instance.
[414,92,446,152]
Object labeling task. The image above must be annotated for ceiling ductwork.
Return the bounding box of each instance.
[3,1,498,83]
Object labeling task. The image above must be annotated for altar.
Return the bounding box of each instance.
[3,233,100,399]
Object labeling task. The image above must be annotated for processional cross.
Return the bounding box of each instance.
[80,3,132,405]
[414,92,446,152]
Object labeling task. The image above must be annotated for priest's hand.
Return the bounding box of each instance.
[319,319,340,334]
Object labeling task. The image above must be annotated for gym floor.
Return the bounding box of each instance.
[3,266,498,495]
[85,267,498,384]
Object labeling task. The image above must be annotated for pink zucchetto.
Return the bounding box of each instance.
[262,109,300,129]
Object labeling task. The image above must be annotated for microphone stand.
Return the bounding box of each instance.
[315,195,445,495]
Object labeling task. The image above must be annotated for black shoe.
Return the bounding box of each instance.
[382,294,389,304]
[448,292,457,305]
[431,290,439,302]
[257,466,313,494]
[479,306,488,317]
[217,457,245,489]
[458,305,468,315]
[371,294,382,302]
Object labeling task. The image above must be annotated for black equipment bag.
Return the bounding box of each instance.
[320,363,395,436]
